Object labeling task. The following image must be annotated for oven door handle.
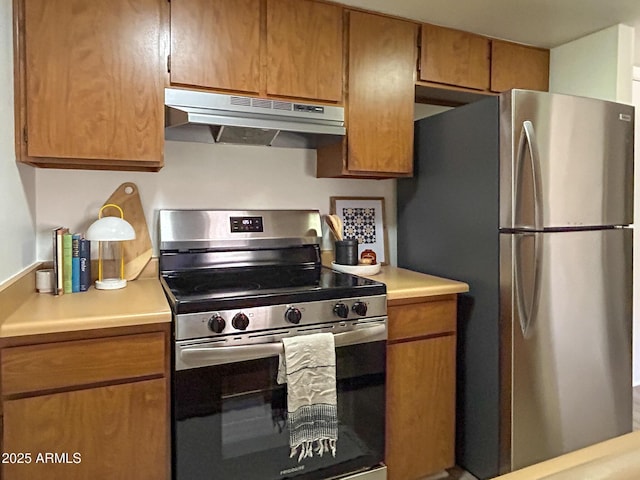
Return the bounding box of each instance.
[177,322,387,369]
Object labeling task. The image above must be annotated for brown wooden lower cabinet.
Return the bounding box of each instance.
[3,379,166,480]
[0,325,170,480]
[386,296,457,480]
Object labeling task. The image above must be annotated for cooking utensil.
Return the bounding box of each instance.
[333,215,343,240]
[325,214,343,241]
[325,217,338,240]
[102,182,152,280]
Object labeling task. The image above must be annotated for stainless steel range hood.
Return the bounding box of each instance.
[165,88,345,149]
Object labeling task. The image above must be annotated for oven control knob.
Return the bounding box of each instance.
[333,302,349,319]
[232,313,250,330]
[208,314,226,333]
[285,307,302,324]
[352,301,368,317]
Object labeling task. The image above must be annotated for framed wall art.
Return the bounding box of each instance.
[330,196,388,264]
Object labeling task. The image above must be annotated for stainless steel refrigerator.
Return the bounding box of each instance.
[397,90,634,479]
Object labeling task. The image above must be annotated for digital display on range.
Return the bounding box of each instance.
[230,216,264,233]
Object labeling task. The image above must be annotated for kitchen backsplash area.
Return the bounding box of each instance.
[34,140,397,265]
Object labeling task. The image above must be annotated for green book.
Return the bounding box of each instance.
[63,233,73,293]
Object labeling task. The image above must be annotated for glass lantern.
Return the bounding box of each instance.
[85,204,136,290]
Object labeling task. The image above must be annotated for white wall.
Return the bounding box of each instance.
[0,0,37,285]
[34,141,397,264]
[550,24,634,103]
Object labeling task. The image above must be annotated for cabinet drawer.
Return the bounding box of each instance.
[1,332,165,396]
[388,300,456,341]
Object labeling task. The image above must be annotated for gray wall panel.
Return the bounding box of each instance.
[397,96,501,479]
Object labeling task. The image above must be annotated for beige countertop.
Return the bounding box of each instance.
[493,431,640,479]
[0,277,171,338]
[361,265,469,301]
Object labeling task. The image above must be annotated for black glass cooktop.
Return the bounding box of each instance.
[161,266,385,314]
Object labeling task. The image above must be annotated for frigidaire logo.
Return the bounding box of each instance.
[280,465,305,475]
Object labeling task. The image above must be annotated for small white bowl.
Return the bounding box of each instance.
[330,261,381,276]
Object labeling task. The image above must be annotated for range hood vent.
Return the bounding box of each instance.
[164,88,345,149]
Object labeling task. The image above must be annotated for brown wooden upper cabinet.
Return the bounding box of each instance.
[416,26,550,101]
[15,0,167,171]
[170,0,343,103]
[266,0,343,101]
[490,40,550,92]
[170,0,261,94]
[420,24,490,91]
[317,11,417,178]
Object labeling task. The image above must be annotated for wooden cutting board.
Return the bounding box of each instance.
[102,182,152,280]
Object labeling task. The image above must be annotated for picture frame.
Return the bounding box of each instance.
[330,196,389,265]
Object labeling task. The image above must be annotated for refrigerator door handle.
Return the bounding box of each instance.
[514,232,543,337]
[515,120,544,230]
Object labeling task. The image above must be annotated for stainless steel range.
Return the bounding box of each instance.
[159,209,387,480]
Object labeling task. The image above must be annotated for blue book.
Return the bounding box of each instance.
[71,234,81,292]
[79,239,91,292]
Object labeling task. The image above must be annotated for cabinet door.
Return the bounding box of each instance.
[491,40,550,92]
[3,379,168,480]
[23,0,165,164]
[170,0,261,93]
[420,24,490,90]
[347,12,417,174]
[266,0,343,102]
[386,335,456,480]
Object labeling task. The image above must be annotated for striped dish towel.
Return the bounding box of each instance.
[277,332,338,462]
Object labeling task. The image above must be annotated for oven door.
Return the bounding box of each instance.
[173,321,386,480]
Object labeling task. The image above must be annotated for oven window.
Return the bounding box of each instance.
[173,341,385,480]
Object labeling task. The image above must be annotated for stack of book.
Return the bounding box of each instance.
[52,227,91,295]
